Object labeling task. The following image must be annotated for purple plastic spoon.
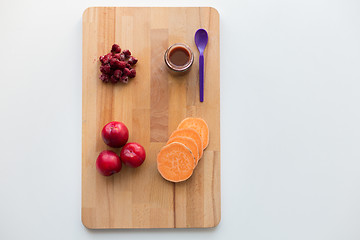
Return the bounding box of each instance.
[195,28,208,102]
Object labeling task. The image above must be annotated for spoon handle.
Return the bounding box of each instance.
[199,53,204,102]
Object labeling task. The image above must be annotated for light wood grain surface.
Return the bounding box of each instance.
[82,7,220,229]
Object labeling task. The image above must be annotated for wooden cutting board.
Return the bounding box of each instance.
[82,7,220,229]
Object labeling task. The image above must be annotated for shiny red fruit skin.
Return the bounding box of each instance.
[101,121,129,148]
[96,150,122,176]
[120,142,146,168]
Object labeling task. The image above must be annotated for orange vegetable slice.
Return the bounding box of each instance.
[177,118,209,150]
[169,128,203,159]
[157,142,195,182]
[167,136,199,167]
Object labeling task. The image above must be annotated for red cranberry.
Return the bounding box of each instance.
[119,53,126,61]
[126,63,131,69]
[100,64,111,74]
[111,44,121,53]
[121,75,129,84]
[109,58,118,68]
[100,74,110,83]
[128,69,136,78]
[128,56,138,65]
[122,49,131,58]
[123,68,131,76]
[110,75,119,83]
[100,53,112,64]
[111,60,126,69]
[117,61,126,69]
[113,69,122,79]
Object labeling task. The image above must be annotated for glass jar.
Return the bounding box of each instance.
[164,43,194,72]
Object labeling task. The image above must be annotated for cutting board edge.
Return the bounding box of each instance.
[82,6,220,19]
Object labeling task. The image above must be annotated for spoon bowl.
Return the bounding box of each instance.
[195,29,208,53]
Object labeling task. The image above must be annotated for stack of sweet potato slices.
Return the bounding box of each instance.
[157,118,209,182]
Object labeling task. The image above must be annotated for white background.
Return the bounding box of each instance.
[1,0,360,239]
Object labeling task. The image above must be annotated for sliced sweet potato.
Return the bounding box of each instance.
[167,136,199,167]
[169,128,203,159]
[157,142,195,182]
[177,118,209,150]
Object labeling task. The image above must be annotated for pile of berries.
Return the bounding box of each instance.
[99,44,138,84]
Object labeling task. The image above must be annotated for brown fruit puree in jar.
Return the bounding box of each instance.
[164,43,194,72]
